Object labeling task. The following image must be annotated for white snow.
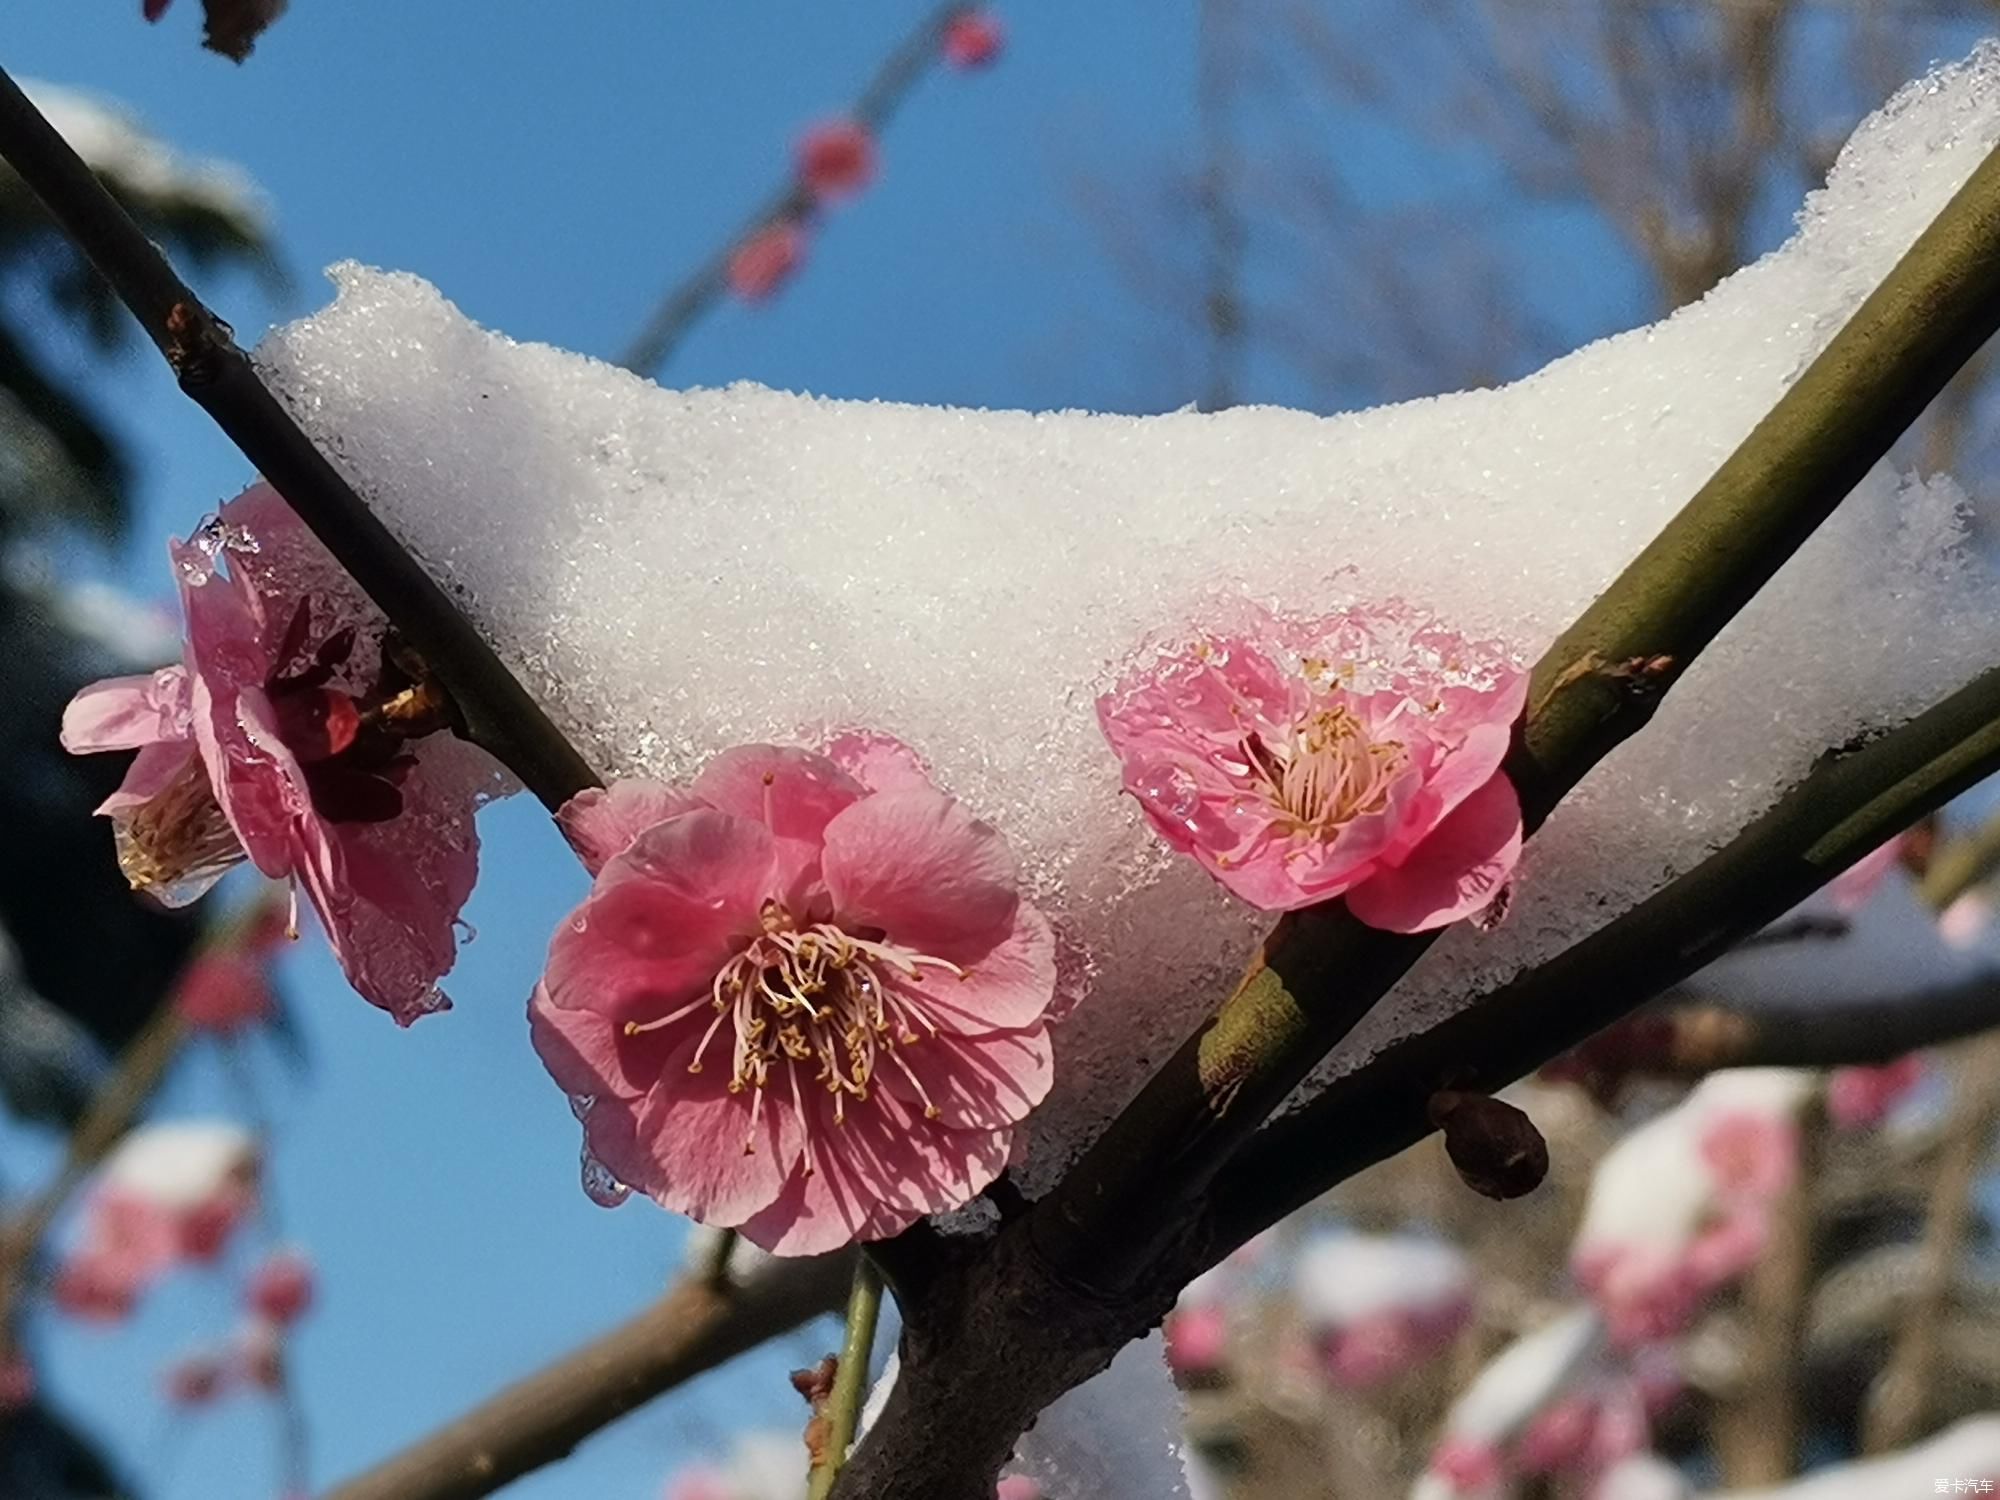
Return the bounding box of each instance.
[13,80,265,229]
[256,45,2000,1184]
[1574,1070,1814,1259]
[1292,1232,1470,1327]
[1429,1307,1604,1448]
[97,1119,255,1210]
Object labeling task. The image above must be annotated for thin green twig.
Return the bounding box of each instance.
[809,1260,884,1500]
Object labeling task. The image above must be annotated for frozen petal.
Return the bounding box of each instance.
[1346,774,1522,933]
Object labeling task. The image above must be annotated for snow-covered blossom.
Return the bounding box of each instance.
[61,483,501,1025]
[55,1121,258,1322]
[729,220,808,302]
[1292,1233,1472,1387]
[535,741,1057,1254]
[1097,605,1525,930]
[1415,1307,1604,1500]
[942,10,1005,69]
[1571,1071,1812,1345]
[796,120,876,201]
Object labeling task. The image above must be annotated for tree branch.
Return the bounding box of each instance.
[321,1251,851,1500]
[0,63,599,812]
[1649,972,2000,1073]
[1207,659,2000,1251]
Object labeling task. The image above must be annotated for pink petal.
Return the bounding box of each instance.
[95,739,202,816]
[691,745,865,904]
[820,789,1021,961]
[741,1089,1007,1255]
[630,1036,804,1227]
[825,729,935,794]
[1346,773,1522,933]
[1827,834,1905,914]
[62,668,190,753]
[877,1023,1053,1131]
[545,810,774,1016]
[527,981,678,1102]
[887,904,1057,1035]
[556,780,701,875]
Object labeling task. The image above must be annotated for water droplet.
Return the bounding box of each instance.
[1133,762,1201,822]
[580,1147,630,1208]
[453,918,478,945]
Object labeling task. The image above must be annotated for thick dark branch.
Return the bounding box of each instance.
[1027,137,2000,1298]
[0,64,599,812]
[616,4,973,377]
[1656,973,2000,1073]
[1206,661,2000,1250]
[321,1252,851,1500]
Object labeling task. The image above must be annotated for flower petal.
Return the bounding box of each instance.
[877,1023,1053,1131]
[546,810,774,1015]
[739,1089,1007,1255]
[691,745,865,905]
[62,669,191,753]
[1346,773,1522,933]
[630,1036,803,1227]
[825,730,935,795]
[820,789,1020,961]
[556,780,703,876]
[888,904,1056,1035]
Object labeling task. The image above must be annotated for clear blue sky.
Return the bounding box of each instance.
[0,4,1728,1498]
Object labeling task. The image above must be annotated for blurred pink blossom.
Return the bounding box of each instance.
[727,221,808,303]
[0,1354,32,1412]
[942,11,1005,69]
[246,1248,316,1327]
[1097,605,1525,930]
[162,1350,231,1406]
[1827,1055,1924,1129]
[797,119,877,201]
[534,741,1057,1254]
[1826,833,1906,913]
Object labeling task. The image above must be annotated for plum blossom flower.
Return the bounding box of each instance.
[1826,1054,1924,1129]
[162,1349,232,1406]
[942,10,1005,69]
[1097,605,1526,930]
[729,220,809,303]
[172,889,289,1034]
[61,483,502,1024]
[534,741,1057,1255]
[245,1247,315,1327]
[1571,1071,1810,1345]
[1415,1307,1602,1500]
[796,119,877,201]
[54,1121,257,1322]
[1292,1233,1472,1388]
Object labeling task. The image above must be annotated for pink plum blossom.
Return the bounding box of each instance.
[52,1121,259,1323]
[942,11,1005,69]
[1164,1300,1229,1384]
[246,1248,315,1327]
[1294,1233,1472,1388]
[1826,1055,1924,1129]
[534,741,1058,1255]
[1940,890,1992,949]
[728,220,808,303]
[61,483,501,1025]
[1826,833,1907,913]
[797,120,877,201]
[994,1479,1042,1500]
[1096,605,1525,930]
[162,1350,231,1406]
